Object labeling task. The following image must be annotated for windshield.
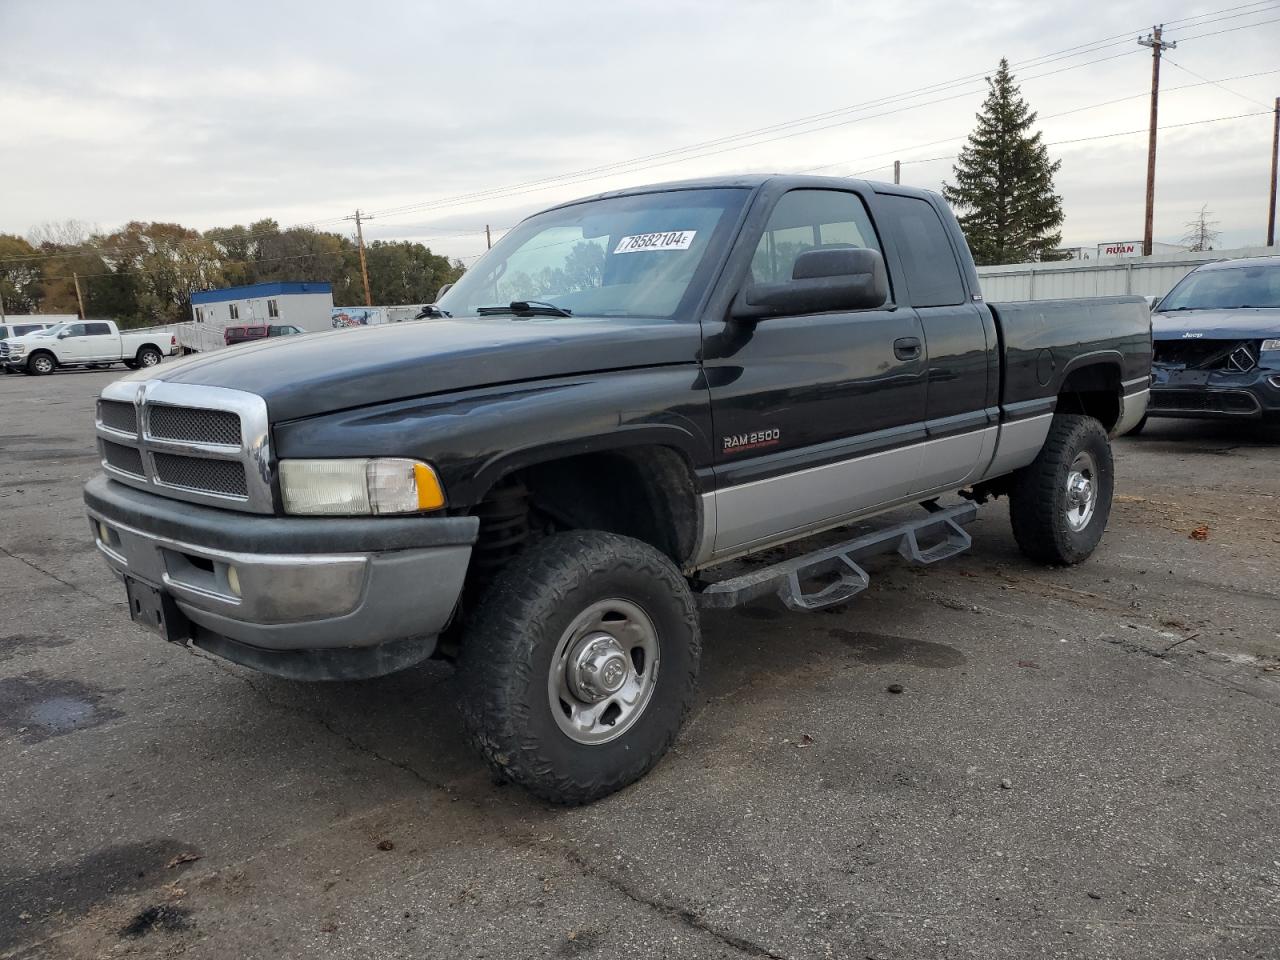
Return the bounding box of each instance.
[1160,262,1280,310]
[438,188,748,320]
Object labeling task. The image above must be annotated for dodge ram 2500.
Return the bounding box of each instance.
[84,175,1151,803]
[2,320,176,375]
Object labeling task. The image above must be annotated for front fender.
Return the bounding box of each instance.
[272,365,715,508]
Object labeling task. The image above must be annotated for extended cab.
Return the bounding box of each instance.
[2,320,176,375]
[84,176,1151,803]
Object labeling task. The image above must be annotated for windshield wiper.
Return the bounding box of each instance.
[475,300,573,318]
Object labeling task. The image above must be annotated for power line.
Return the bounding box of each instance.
[843,108,1275,178]
[1162,56,1274,108]
[800,65,1280,174]
[5,2,1278,267]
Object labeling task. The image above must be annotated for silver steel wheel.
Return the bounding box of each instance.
[547,598,660,746]
[140,350,160,367]
[1064,450,1098,532]
[31,355,53,374]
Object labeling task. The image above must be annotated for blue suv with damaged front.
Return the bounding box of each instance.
[1144,256,1280,429]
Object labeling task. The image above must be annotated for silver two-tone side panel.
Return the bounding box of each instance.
[707,428,998,563]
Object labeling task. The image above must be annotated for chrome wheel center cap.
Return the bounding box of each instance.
[1068,473,1092,506]
[569,634,630,702]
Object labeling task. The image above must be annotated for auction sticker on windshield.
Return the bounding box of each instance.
[614,231,696,254]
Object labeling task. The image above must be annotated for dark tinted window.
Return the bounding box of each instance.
[752,190,882,285]
[15,324,44,336]
[85,322,112,335]
[880,195,967,307]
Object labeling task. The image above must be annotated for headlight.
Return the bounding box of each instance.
[1261,339,1280,352]
[279,458,446,515]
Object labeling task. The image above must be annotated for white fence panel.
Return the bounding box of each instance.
[977,246,1277,301]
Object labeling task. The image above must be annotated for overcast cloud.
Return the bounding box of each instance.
[3,0,1279,261]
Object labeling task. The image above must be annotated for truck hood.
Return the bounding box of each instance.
[135,317,701,421]
[1152,307,1280,340]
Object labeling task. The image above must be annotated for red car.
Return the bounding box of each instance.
[223,324,304,346]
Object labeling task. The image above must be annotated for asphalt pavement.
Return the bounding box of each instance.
[1,366,1278,960]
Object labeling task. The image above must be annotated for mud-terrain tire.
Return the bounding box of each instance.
[1009,413,1114,566]
[458,530,700,805]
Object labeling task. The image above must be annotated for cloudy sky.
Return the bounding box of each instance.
[3,0,1279,261]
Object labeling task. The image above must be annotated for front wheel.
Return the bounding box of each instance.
[458,530,700,804]
[27,353,55,376]
[1008,413,1114,566]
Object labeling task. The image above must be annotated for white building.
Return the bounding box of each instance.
[190,281,334,333]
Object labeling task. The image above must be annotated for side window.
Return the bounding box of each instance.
[878,195,967,308]
[17,325,42,336]
[229,304,240,320]
[65,323,86,337]
[751,190,882,285]
[268,299,280,319]
[86,322,111,335]
[195,307,204,323]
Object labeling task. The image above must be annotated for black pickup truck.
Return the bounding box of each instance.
[85,175,1151,803]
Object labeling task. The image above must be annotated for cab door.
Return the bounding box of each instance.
[56,323,93,361]
[873,192,995,491]
[701,187,928,558]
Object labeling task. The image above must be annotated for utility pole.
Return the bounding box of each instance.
[0,287,6,323]
[73,272,86,319]
[893,160,901,185]
[1138,25,1176,257]
[1268,95,1278,247]
[344,210,374,306]
[485,224,492,250]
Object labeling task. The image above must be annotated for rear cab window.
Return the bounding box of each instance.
[877,194,967,307]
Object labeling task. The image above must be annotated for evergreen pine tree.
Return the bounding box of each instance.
[942,59,1066,265]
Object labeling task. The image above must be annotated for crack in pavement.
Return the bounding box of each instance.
[559,847,794,960]
[0,543,119,606]
[182,645,455,794]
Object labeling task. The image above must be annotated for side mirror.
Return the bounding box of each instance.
[58,331,71,339]
[733,247,889,320]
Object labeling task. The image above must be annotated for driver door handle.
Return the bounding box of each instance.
[894,336,922,361]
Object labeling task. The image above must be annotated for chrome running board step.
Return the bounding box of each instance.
[697,502,978,612]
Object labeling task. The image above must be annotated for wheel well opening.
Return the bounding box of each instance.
[1056,364,1121,430]
[470,446,701,582]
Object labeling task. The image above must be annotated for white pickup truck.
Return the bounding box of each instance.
[0,320,177,375]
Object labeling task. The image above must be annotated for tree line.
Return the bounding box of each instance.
[0,219,466,328]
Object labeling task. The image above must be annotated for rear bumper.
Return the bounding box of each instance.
[85,474,479,679]
[1148,364,1280,420]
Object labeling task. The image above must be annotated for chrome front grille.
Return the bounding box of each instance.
[97,400,138,435]
[153,452,249,497]
[94,380,273,513]
[148,405,241,445]
[101,439,145,476]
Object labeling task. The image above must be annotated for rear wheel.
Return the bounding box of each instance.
[27,353,55,376]
[1008,413,1114,565]
[458,530,700,804]
[136,346,162,368]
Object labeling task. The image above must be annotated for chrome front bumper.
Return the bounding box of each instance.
[85,474,479,678]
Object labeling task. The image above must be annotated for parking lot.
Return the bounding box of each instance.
[1,366,1278,960]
